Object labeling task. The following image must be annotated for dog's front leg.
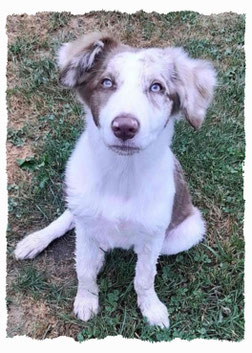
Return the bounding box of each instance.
[134,236,169,328]
[74,220,105,322]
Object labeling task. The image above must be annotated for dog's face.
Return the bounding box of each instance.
[82,49,179,154]
[58,33,216,155]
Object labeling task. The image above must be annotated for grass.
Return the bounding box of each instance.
[6,11,245,341]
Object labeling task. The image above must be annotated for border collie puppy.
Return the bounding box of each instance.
[15,32,216,328]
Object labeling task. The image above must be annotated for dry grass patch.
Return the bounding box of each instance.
[6,142,33,184]
[7,294,58,339]
[7,13,52,44]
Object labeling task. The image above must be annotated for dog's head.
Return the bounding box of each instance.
[58,32,216,155]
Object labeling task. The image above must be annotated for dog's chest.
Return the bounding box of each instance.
[69,158,173,215]
[66,135,176,247]
[69,172,175,251]
[84,216,150,251]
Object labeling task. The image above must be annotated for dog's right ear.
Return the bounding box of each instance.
[58,32,119,88]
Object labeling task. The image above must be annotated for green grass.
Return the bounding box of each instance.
[6,11,245,341]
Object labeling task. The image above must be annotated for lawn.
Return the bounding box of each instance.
[6,11,245,341]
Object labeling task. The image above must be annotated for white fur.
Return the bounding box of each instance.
[14,209,74,259]
[14,35,216,329]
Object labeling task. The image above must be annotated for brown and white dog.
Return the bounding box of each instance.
[15,32,216,328]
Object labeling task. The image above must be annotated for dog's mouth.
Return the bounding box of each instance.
[108,144,141,156]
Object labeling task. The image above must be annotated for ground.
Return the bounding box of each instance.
[6,11,245,341]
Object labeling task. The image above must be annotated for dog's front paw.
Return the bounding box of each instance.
[14,231,49,260]
[74,291,99,321]
[138,296,169,328]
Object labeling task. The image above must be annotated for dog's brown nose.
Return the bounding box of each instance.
[111,114,140,141]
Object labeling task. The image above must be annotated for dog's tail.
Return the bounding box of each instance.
[14,209,75,260]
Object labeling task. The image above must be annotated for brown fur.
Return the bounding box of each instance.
[167,157,194,233]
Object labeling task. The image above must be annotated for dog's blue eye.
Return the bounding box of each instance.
[150,83,163,92]
[102,78,113,88]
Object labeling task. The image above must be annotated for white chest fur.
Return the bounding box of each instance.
[65,120,176,250]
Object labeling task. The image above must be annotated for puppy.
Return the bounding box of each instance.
[14,32,216,328]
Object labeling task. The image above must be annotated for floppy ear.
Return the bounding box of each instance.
[58,32,119,88]
[168,48,216,129]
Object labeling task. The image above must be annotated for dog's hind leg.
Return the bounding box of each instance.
[14,209,74,260]
[161,207,205,256]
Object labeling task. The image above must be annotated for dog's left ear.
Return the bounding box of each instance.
[168,48,216,129]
